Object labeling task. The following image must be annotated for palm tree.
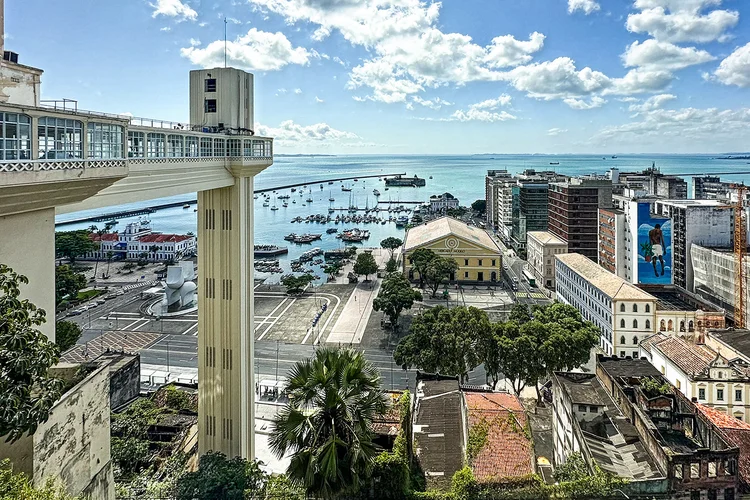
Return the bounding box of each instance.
[270,347,389,499]
[149,244,160,263]
[105,251,114,277]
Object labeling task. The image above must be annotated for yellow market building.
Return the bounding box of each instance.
[403,217,504,284]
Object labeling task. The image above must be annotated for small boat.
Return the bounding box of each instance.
[306,197,313,203]
[550,162,560,165]
[354,178,358,182]
[262,201,269,207]
[342,186,352,192]
[193,208,198,212]
[384,187,389,191]
[373,189,381,196]
[320,184,324,189]
[253,195,258,199]
[291,188,297,192]
[270,206,279,211]
[328,181,334,185]
[282,203,288,208]
[329,197,335,202]
[183,204,190,209]
[429,176,433,179]
[326,228,338,234]
[612,155,618,159]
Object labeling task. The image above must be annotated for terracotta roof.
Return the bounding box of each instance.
[640,333,668,355]
[696,404,750,491]
[527,231,567,246]
[403,217,502,254]
[138,234,193,243]
[464,392,533,482]
[89,233,119,242]
[556,253,655,301]
[373,392,403,437]
[651,336,716,376]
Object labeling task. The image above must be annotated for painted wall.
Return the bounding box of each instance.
[636,203,672,285]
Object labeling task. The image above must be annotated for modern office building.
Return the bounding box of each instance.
[511,176,550,255]
[692,244,750,326]
[612,164,687,199]
[403,217,503,284]
[526,231,567,289]
[547,177,612,260]
[654,199,733,291]
[0,8,273,472]
[694,175,733,201]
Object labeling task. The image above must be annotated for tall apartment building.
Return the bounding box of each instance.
[598,206,624,275]
[485,169,512,230]
[692,244,750,325]
[612,164,687,199]
[654,199,732,291]
[548,177,612,260]
[694,175,733,201]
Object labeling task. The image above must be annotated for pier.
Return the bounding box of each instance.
[55,173,407,227]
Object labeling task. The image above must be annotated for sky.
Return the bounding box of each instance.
[7,0,750,154]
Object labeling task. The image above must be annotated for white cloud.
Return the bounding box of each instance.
[315,96,325,103]
[333,56,346,66]
[277,88,288,95]
[628,93,677,113]
[714,42,750,88]
[469,94,512,110]
[294,88,303,94]
[605,68,673,95]
[564,96,607,109]
[626,1,739,43]
[623,39,715,71]
[500,57,610,100]
[180,28,314,71]
[449,109,517,123]
[189,38,201,46]
[150,0,198,21]
[255,120,360,144]
[408,96,452,110]
[160,26,172,32]
[568,0,600,15]
[547,128,568,136]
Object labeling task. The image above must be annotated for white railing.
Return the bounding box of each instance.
[0,159,127,173]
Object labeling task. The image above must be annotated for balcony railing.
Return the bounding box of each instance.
[0,158,127,173]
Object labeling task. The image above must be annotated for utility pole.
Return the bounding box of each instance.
[275,339,279,381]
[224,18,228,68]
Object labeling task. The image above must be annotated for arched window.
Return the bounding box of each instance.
[0,112,31,160]
[714,321,720,327]
[633,304,638,313]
[620,336,626,346]
[698,320,703,327]
[645,320,651,330]
[633,319,638,329]
[645,304,651,313]
[689,321,695,332]
[660,320,666,332]
[680,321,685,332]
[633,336,639,345]
[620,319,626,328]
[620,303,626,312]
[668,319,673,331]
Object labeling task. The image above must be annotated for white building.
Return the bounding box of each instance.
[429,192,459,212]
[641,333,750,423]
[87,220,196,262]
[526,231,567,289]
[692,244,750,326]
[485,170,512,230]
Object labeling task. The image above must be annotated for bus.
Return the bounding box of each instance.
[522,269,536,287]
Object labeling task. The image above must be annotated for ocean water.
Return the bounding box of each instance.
[56,154,750,283]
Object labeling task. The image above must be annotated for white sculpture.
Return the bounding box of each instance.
[165,261,197,312]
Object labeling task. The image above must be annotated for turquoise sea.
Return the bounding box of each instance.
[56,154,750,283]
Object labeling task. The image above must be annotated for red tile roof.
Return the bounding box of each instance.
[652,336,716,376]
[89,233,119,242]
[464,392,533,482]
[138,234,193,243]
[697,404,750,491]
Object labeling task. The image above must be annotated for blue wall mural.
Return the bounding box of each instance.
[637,203,672,285]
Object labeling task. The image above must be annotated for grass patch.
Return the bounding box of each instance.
[76,289,103,301]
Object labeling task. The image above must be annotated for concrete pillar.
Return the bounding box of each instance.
[0,208,55,341]
[197,174,255,458]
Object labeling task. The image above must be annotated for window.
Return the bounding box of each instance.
[708,462,717,478]
[690,491,700,500]
[718,389,725,401]
[478,259,483,266]
[464,271,469,279]
[0,112,31,159]
[645,304,650,313]
[87,122,123,158]
[620,319,626,328]
[464,259,469,266]
[708,490,717,500]
[645,320,650,330]
[492,259,496,266]
[674,464,683,479]
[146,133,165,158]
[214,138,226,156]
[204,99,217,113]
[166,134,184,157]
[578,405,587,412]
[38,117,83,159]
[620,350,625,357]
[668,319,673,331]
[620,303,626,312]
[676,379,681,390]
[185,136,199,157]
[633,336,639,345]
[689,320,694,332]
[632,351,639,358]
[726,488,735,500]
[660,319,666,332]
[228,138,241,157]
[718,372,724,379]
[633,304,638,312]
[589,406,597,413]
[633,319,638,329]
[737,389,743,402]
[205,78,217,92]
[620,335,626,346]
[690,462,700,478]
[699,388,706,400]
[128,131,145,157]
[200,137,212,157]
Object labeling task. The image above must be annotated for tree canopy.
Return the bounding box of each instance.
[373,273,422,329]
[55,321,82,353]
[270,347,388,499]
[0,459,78,500]
[280,274,315,295]
[0,265,64,443]
[173,452,268,500]
[408,248,437,288]
[353,252,378,281]
[380,237,403,259]
[55,265,86,305]
[471,199,486,213]
[55,230,97,263]
[423,256,459,298]
[394,306,488,383]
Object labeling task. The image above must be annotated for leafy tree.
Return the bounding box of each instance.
[0,459,78,500]
[346,246,358,258]
[55,230,97,264]
[137,252,148,268]
[408,248,436,288]
[373,273,422,329]
[323,263,342,281]
[55,265,86,305]
[280,274,315,295]
[370,452,409,500]
[173,452,268,500]
[423,256,459,298]
[471,199,487,213]
[149,244,160,262]
[380,237,403,260]
[0,265,64,443]
[553,452,589,483]
[270,347,389,499]
[55,321,82,352]
[394,306,487,383]
[508,303,531,325]
[385,258,398,273]
[353,251,378,281]
[111,436,151,478]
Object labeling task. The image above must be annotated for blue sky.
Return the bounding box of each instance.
[7,0,750,154]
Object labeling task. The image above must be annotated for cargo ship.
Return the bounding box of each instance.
[384,174,426,187]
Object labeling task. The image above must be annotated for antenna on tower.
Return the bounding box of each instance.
[224,17,228,68]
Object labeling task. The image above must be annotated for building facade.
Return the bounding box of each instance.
[403,217,503,284]
[613,165,687,199]
[526,231,567,289]
[598,206,624,276]
[692,244,750,326]
[485,169,512,230]
[87,220,196,262]
[654,199,732,291]
[429,192,459,212]
[548,177,612,260]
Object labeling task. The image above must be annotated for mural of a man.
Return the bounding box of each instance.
[649,224,665,277]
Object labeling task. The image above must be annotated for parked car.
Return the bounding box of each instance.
[96,299,106,305]
[67,309,82,316]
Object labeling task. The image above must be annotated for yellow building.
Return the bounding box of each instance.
[403,217,503,283]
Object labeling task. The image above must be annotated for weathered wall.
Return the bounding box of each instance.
[99,353,141,409]
[0,61,42,106]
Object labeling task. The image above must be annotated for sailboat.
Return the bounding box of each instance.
[328,190,335,202]
[306,188,313,203]
[270,195,279,211]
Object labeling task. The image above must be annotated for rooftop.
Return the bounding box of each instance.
[464,392,533,482]
[555,372,610,406]
[696,404,750,491]
[709,328,750,361]
[655,199,731,208]
[597,356,664,379]
[556,253,655,301]
[640,286,722,312]
[527,231,566,246]
[651,336,717,376]
[139,234,194,243]
[639,333,668,356]
[403,216,502,254]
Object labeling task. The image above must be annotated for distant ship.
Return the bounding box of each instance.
[550,162,560,165]
[385,174,426,187]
